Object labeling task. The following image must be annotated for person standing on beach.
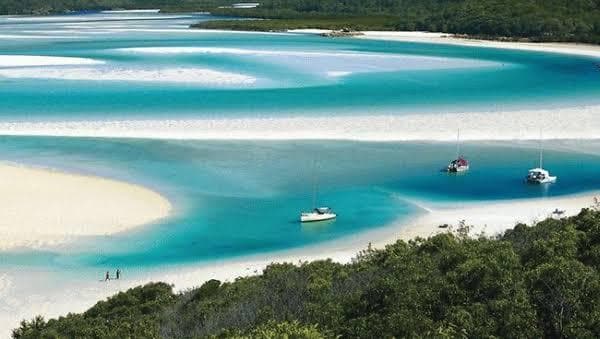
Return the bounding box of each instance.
[116,269,121,280]
[105,271,110,282]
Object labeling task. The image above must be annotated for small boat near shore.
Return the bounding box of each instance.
[526,133,557,184]
[526,168,557,184]
[301,161,336,223]
[447,156,470,173]
[301,207,337,222]
[447,129,470,173]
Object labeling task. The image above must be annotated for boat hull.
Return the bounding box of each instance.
[527,176,557,184]
[447,165,469,173]
[300,213,337,223]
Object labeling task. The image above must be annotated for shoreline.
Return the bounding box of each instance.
[153,190,600,285]
[0,163,172,250]
[358,31,600,58]
[4,190,597,335]
[288,29,600,59]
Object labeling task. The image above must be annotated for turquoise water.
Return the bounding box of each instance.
[1,137,600,272]
[0,13,599,274]
[1,13,599,120]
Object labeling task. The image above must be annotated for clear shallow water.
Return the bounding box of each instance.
[0,13,599,120]
[1,137,600,271]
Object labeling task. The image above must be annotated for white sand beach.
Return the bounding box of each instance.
[0,104,598,141]
[290,29,600,58]
[0,55,103,67]
[100,9,160,13]
[0,163,171,250]
[0,34,78,39]
[357,31,600,58]
[0,66,256,85]
[393,193,600,241]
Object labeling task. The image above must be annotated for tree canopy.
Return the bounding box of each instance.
[205,0,600,43]
[2,0,598,43]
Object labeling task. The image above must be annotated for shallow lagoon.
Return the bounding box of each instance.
[0,13,599,120]
[1,137,599,271]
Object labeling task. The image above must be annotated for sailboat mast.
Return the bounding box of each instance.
[311,160,318,209]
[456,128,461,159]
[539,130,543,169]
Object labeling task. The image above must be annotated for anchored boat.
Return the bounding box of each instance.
[526,133,557,184]
[301,207,337,223]
[447,129,470,173]
[526,168,557,184]
[300,161,337,223]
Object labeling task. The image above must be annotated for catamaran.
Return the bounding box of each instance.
[526,134,557,184]
[447,129,470,173]
[300,162,336,223]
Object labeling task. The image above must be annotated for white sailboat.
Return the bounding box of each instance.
[300,162,336,223]
[526,133,557,184]
[447,129,469,173]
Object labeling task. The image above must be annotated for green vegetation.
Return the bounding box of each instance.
[3,0,598,43]
[193,16,399,32]
[14,207,600,338]
[197,0,600,44]
[13,283,176,338]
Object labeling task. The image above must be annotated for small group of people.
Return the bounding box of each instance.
[104,269,121,281]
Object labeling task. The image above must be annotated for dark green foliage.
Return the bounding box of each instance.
[215,320,332,338]
[1,0,599,43]
[12,282,175,339]
[14,210,600,338]
[200,0,600,44]
[192,16,400,32]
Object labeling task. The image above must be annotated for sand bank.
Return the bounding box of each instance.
[391,193,600,241]
[1,104,598,141]
[0,163,171,250]
[0,34,77,39]
[100,9,160,14]
[5,14,187,22]
[0,66,256,85]
[119,46,481,61]
[290,30,600,59]
[119,46,497,76]
[0,55,103,67]
[356,31,600,58]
